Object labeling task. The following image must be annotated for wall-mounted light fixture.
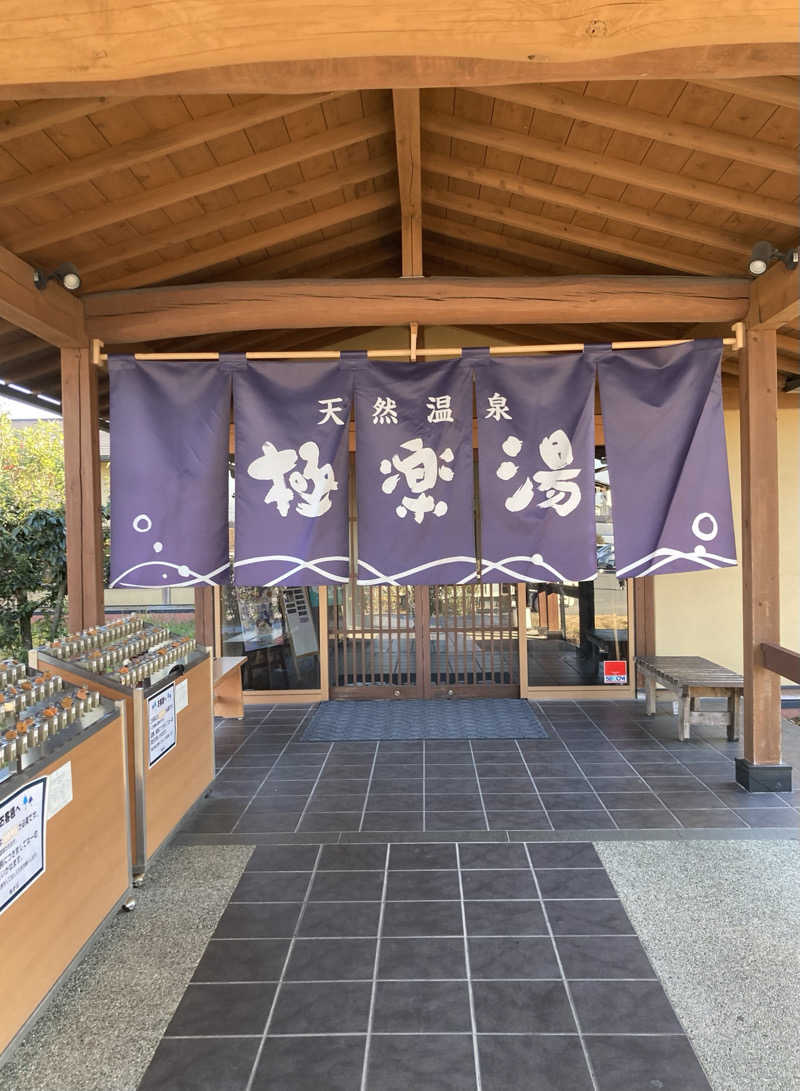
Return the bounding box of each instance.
[748,240,799,277]
[33,262,82,292]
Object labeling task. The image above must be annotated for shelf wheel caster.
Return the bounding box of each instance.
[133,873,145,888]
[122,898,137,912]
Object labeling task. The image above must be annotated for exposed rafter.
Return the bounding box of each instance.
[422,111,798,226]
[483,84,799,175]
[691,77,800,110]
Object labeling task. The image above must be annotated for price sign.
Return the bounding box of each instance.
[0,777,46,917]
[603,660,628,685]
[147,684,177,767]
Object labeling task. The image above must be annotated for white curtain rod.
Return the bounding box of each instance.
[92,330,742,364]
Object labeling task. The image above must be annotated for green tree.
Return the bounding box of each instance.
[0,413,67,655]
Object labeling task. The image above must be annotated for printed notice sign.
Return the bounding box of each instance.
[46,761,73,820]
[175,678,189,713]
[603,660,628,685]
[0,777,46,917]
[148,684,177,768]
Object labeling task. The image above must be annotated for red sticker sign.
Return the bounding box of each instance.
[603,660,628,685]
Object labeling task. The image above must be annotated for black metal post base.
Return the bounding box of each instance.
[735,758,793,793]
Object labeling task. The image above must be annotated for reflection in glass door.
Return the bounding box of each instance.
[428,583,519,697]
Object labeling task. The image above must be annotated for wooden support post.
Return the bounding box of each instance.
[194,588,216,652]
[736,327,791,791]
[60,347,104,632]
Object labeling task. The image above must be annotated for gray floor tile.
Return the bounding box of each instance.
[610,809,681,829]
[372,980,471,1032]
[192,939,290,983]
[671,809,748,828]
[139,1037,259,1091]
[556,935,656,979]
[297,811,363,832]
[571,980,684,1033]
[298,901,381,938]
[487,810,552,830]
[378,937,467,980]
[284,938,377,981]
[473,979,576,1032]
[468,935,559,979]
[536,868,618,899]
[464,899,547,936]
[309,870,385,901]
[389,843,457,869]
[252,1035,365,1091]
[319,844,388,870]
[166,982,276,1036]
[235,811,304,833]
[528,842,602,869]
[269,981,372,1034]
[458,843,529,869]
[382,899,463,937]
[736,808,799,827]
[585,1035,712,1091]
[460,868,538,900]
[214,902,302,939]
[478,1034,593,1091]
[385,869,461,901]
[365,1034,477,1091]
[361,812,425,831]
[546,899,634,937]
[231,871,311,902]
[549,810,616,830]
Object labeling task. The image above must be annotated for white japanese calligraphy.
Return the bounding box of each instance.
[426,394,454,424]
[248,440,338,519]
[318,397,346,426]
[380,438,454,524]
[373,396,399,424]
[497,429,581,517]
[485,392,512,421]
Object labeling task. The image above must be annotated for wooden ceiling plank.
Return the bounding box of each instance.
[0,243,86,345]
[483,84,798,175]
[0,98,124,145]
[83,275,751,343]
[423,112,798,227]
[423,213,625,275]
[96,190,400,290]
[225,217,399,280]
[79,153,397,282]
[691,78,799,111]
[425,151,752,258]
[0,92,339,209]
[392,89,423,277]
[0,333,45,365]
[8,111,395,254]
[750,261,800,329]
[422,186,728,275]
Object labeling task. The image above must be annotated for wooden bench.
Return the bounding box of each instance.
[213,656,247,720]
[635,655,744,742]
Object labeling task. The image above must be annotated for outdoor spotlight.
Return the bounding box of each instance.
[748,240,799,277]
[33,262,82,291]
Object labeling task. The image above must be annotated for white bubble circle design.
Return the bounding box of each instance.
[532,553,543,565]
[153,541,163,553]
[133,514,152,533]
[177,565,191,577]
[691,513,718,542]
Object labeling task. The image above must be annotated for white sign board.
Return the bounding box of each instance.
[46,762,73,820]
[148,684,177,768]
[282,588,319,658]
[175,678,189,713]
[0,777,46,917]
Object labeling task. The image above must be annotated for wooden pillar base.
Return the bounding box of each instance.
[735,758,792,793]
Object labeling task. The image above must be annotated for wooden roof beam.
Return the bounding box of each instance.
[690,77,800,110]
[424,151,751,258]
[0,97,124,144]
[392,89,423,277]
[422,187,727,275]
[750,260,800,329]
[482,84,799,176]
[0,244,86,346]
[1,3,797,93]
[8,111,395,256]
[96,190,400,291]
[423,111,798,227]
[423,213,626,276]
[84,275,752,343]
[79,154,397,284]
[0,91,338,209]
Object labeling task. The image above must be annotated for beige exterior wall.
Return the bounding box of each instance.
[654,385,799,680]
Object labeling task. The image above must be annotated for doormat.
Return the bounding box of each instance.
[301,699,548,741]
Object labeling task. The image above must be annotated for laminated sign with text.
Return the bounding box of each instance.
[353,353,476,584]
[109,357,232,587]
[233,357,353,585]
[475,349,598,583]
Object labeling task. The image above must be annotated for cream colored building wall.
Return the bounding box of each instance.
[654,392,799,679]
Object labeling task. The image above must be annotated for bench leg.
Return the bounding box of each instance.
[728,693,742,742]
[645,675,657,716]
[678,695,691,741]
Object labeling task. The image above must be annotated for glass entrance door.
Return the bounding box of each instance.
[329,582,519,698]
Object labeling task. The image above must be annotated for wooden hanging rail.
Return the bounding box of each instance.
[91,329,741,364]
